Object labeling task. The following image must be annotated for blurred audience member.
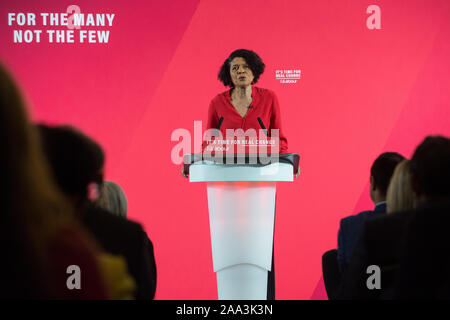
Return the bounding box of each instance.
[95,180,157,295]
[37,125,104,211]
[386,160,415,214]
[337,136,450,299]
[409,136,450,203]
[337,152,405,274]
[393,136,450,298]
[38,125,157,299]
[0,64,108,299]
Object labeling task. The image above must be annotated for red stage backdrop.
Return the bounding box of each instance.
[1,0,449,299]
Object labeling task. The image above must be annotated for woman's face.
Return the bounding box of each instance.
[229,57,254,88]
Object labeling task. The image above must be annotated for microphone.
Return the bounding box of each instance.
[257,117,268,137]
[216,116,224,130]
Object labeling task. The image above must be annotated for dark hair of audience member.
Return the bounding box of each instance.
[409,136,450,200]
[0,64,106,298]
[370,152,405,196]
[37,124,104,209]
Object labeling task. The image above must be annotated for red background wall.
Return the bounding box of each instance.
[1,0,449,299]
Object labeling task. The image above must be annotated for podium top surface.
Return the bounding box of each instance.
[183,153,300,182]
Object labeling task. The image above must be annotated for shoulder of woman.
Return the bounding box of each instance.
[255,86,276,98]
[210,90,226,102]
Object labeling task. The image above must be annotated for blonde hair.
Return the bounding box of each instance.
[96,180,128,218]
[386,160,416,213]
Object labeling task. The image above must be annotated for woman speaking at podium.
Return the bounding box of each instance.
[205,49,289,300]
[205,49,288,154]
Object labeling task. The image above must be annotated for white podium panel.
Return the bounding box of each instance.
[207,181,276,272]
[207,180,276,300]
[216,264,268,300]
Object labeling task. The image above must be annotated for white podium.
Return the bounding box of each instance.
[184,154,299,300]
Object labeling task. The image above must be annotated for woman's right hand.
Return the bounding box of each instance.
[181,166,188,178]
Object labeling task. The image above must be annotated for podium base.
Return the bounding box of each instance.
[217,264,268,300]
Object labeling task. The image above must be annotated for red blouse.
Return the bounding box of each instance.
[205,86,288,153]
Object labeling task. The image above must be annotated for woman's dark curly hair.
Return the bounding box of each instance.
[218,49,265,87]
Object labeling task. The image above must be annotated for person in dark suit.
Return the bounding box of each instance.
[337,136,450,299]
[327,152,404,300]
[337,152,405,274]
[392,137,450,299]
[392,198,450,299]
[94,180,157,298]
[337,209,411,299]
[83,203,157,299]
[37,124,157,299]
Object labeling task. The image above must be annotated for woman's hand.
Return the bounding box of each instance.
[181,166,188,178]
